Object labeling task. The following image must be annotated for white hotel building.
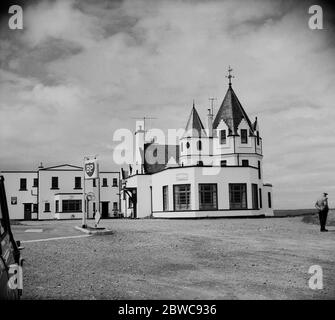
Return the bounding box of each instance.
[1,164,120,220]
[121,76,274,218]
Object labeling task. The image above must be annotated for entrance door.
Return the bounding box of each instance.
[252,184,259,209]
[24,203,32,220]
[101,202,109,218]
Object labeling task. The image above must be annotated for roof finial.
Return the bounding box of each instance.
[193,99,195,108]
[226,65,234,87]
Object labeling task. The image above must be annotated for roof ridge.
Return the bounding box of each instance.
[39,164,83,170]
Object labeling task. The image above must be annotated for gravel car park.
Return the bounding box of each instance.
[10,212,335,300]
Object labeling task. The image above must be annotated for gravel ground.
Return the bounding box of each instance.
[15,214,335,300]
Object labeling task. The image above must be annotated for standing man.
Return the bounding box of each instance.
[315,193,329,232]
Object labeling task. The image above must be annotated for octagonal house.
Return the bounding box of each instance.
[121,74,273,218]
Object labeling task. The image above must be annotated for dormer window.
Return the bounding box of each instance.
[220,130,226,144]
[241,159,249,167]
[220,160,227,167]
[241,129,248,144]
[186,142,190,149]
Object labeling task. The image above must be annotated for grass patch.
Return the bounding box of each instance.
[302,210,335,226]
[274,209,317,217]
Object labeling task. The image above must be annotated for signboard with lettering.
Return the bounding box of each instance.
[176,173,189,181]
[84,159,99,180]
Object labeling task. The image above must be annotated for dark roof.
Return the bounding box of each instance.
[143,143,180,174]
[183,106,207,137]
[213,85,253,134]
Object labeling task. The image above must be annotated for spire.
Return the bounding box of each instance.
[183,102,207,138]
[213,81,253,134]
[226,65,234,87]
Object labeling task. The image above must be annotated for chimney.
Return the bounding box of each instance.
[207,108,213,138]
[134,120,145,174]
[38,162,44,170]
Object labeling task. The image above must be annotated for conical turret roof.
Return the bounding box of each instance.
[183,104,207,138]
[213,85,253,135]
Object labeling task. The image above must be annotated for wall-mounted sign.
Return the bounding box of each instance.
[84,159,99,180]
[176,173,189,181]
[11,197,17,205]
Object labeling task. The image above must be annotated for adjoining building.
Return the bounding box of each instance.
[121,72,274,218]
[1,164,120,220]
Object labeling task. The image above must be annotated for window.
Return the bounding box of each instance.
[93,202,96,213]
[220,160,227,167]
[257,131,260,145]
[186,142,190,149]
[33,178,38,188]
[113,202,118,211]
[258,161,261,179]
[197,140,202,150]
[199,184,217,210]
[33,204,38,213]
[44,203,50,212]
[252,184,259,209]
[74,177,82,189]
[153,148,158,157]
[220,130,226,144]
[229,184,247,209]
[112,178,118,187]
[173,184,191,211]
[102,178,108,187]
[62,200,82,213]
[241,129,248,144]
[163,186,169,211]
[51,177,59,189]
[197,161,203,166]
[93,179,96,187]
[268,192,272,208]
[241,159,249,167]
[20,178,27,191]
[259,189,262,209]
[55,200,59,213]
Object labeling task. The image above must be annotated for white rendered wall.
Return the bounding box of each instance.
[122,174,152,218]
[150,166,265,218]
[38,168,84,220]
[1,172,38,220]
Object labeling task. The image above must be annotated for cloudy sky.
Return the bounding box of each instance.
[0,0,334,209]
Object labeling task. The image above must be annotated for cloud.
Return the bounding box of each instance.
[23,0,105,49]
[0,0,334,209]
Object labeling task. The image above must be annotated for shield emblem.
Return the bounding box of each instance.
[85,162,95,177]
